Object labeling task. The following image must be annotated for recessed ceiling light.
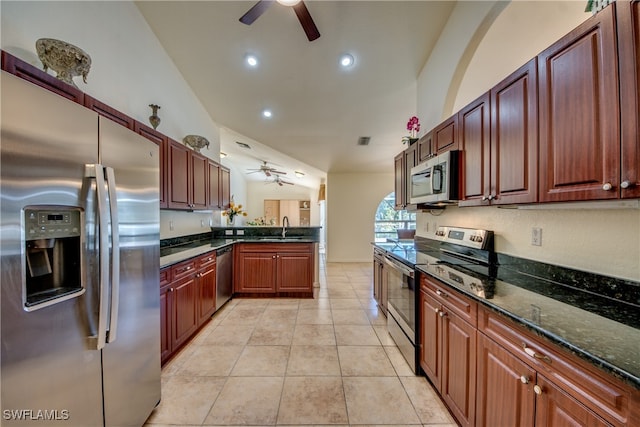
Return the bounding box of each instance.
[340,53,354,67]
[262,109,272,118]
[277,0,301,5]
[245,55,258,67]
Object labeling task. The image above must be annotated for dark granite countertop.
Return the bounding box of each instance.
[372,241,640,389]
[161,229,320,268]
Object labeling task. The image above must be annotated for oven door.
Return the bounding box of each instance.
[384,255,418,373]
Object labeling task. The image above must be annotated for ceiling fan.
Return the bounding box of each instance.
[247,160,287,177]
[268,175,294,186]
[239,0,321,42]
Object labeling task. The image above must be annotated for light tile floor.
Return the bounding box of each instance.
[144,260,456,427]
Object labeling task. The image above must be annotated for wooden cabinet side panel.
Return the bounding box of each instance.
[476,333,536,427]
[617,0,640,198]
[441,312,476,427]
[219,166,231,210]
[394,152,406,209]
[491,59,539,205]
[538,6,620,202]
[168,140,191,209]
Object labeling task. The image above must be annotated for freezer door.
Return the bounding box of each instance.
[1,72,104,425]
[99,117,161,427]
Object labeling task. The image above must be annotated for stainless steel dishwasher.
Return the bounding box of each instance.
[215,245,233,310]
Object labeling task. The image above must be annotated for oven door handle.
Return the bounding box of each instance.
[384,255,415,278]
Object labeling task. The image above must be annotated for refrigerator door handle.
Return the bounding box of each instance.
[105,167,119,343]
[86,164,110,350]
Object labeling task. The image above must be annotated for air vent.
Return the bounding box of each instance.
[235,141,251,149]
[357,136,371,146]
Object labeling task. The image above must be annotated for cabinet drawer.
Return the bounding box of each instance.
[478,307,631,426]
[197,251,216,269]
[421,275,477,327]
[172,259,196,280]
[160,267,171,287]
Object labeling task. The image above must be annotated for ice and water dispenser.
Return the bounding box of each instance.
[23,207,84,310]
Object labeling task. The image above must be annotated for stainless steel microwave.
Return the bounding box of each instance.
[409,150,460,204]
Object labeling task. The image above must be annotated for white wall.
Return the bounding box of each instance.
[326,172,394,262]
[244,181,320,227]
[1,1,223,239]
[415,2,640,282]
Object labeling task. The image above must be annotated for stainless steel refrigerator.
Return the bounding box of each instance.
[1,71,161,426]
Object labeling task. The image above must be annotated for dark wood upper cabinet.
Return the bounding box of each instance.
[418,131,434,162]
[617,0,640,199]
[434,115,459,154]
[84,95,135,130]
[1,51,85,104]
[208,160,221,209]
[490,58,538,205]
[394,152,406,210]
[134,121,167,208]
[459,93,491,206]
[168,139,191,209]
[538,5,620,202]
[190,150,208,210]
[219,166,231,210]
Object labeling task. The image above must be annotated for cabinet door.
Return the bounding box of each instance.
[197,264,216,326]
[234,252,277,293]
[535,375,613,427]
[1,51,85,104]
[277,252,313,292]
[394,151,406,209]
[538,6,620,202]
[208,160,221,209]
[491,58,538,205]
[476,333,535,427]
[418,131,433,162]
[172,275,198,348]
[459,93,491,206]
[434,115,458,154]
[440,309,476,427]
[219,166,231,210]
[168,139,191,209]
[420,290,441,388]
[617,0,640,198]
[135,121,167,208]
[190,150,208,209]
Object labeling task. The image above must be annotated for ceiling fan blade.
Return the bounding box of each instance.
[292,1,320,41]
[239,0,274,25]
[271,170,287,175]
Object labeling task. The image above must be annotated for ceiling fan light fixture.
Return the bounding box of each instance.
[294,170,305,178]
[220,151,228,158]
[276,0,301,6]
[340,53,355,68]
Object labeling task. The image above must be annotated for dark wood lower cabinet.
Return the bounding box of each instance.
[160,250,217,365]
[234,243,314,296]
[476,333,536,427]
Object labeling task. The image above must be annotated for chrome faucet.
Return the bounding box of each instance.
[282,216,290,238]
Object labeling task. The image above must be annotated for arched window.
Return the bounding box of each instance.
[374,192,416,242]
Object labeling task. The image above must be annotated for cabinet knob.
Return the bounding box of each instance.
[185,266,192,271]
[435,289,447,298]
[438,311,446,318]
[602,182,613,191]
[533,385,543,395]
[169,288,174,292]
[621,180,631,189]
[520,375,529,384]
[434,308,440,314]
[481,196,489,201]
[488,195,495,201]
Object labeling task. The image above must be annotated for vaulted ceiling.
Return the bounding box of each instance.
[136,1,457,186]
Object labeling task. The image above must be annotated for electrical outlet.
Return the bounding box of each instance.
[200,219,205,227]
[169,220,174,231]
[531,227,542,246]
[225,229,233,236]
[237,229,245,236]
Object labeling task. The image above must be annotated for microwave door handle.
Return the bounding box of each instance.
[105,167,119,344]
[432,165,443,193]
[86,164,109,350]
